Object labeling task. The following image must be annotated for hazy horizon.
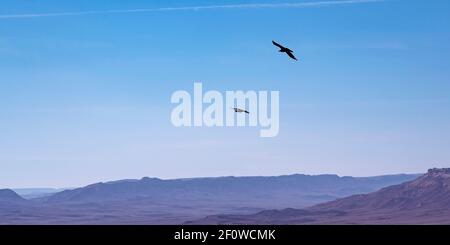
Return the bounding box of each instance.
[3,168,427,189]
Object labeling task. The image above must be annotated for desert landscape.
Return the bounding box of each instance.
[4,169,448,224]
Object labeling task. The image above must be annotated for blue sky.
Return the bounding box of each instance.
[1,0,450,188]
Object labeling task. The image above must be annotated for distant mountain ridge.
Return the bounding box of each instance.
[0,172,421,224]
[0,189,27,204]
[187,168,450,224]
[312,168,450,212]
[40,173,420,207]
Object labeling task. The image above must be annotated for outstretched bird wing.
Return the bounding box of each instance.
[286,51,298,61]
[272,40,285,49]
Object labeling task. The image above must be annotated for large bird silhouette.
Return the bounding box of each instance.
[272,40,297,61]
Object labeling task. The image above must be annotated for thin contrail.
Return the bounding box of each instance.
[0,0,386,19]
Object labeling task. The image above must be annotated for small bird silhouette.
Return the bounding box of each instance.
[232,107,250,114]
[272,40,297,61]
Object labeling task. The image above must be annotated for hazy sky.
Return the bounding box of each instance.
[1,0,450,188]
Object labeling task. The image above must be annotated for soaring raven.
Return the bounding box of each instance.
[272,40,297,61]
